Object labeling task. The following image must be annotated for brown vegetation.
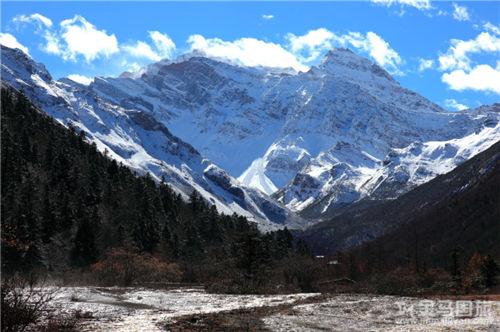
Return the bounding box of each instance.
[90,247,183,286]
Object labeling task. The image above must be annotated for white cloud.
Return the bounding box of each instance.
[187,34,308,72]
[362,32,402,73]
[452,3,470,22]
[42,31,61,55]
[418,58,434,72]
[123,31,176,62]
[123,41,161,61]
[442,63,500,94]
[339,31,403,74]
[11,13,119,62]
[371,0,431,10]
[57,15,119,62]
[262,14,274,20]
[0,33,29,54]
[13,13,53,29]
[438,32,500,71]
[9,17,403,79]
[438,30,500,94]
[67,74,93,85]
[12,13,60,55]
[121,60,142,73]
[483,22,500,36]
[444,98,468,111]
[148,31,176,59]
[287,28,335,62]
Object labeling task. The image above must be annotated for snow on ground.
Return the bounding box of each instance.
[46,287,317,331]
[264,294,500,331]
[44,288,500,331]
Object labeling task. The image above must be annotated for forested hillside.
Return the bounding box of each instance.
[299,138,500,293]
[346,140,500,273]
[2,85,498,297]
[0,87,301,291]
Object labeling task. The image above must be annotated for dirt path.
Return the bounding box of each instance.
[166,294,329,331]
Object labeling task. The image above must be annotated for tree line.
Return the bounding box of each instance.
[1,87,312,292]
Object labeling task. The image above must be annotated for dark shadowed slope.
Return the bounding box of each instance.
[300,140,500,260]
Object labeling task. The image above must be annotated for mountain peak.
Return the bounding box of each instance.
[319,47,394,82]
[1,45,53,84]
[321,47,365,65]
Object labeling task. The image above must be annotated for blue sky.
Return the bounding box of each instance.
[1,1,499,110]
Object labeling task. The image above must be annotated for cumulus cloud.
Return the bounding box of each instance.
[0,33,29,54]
[11,13,58,55]
[418,58,433,72]
[149,31,176,58]
[67,74,93,85]
[185,29,401,74]
[452,3,470,22]
[438,32,500,71]
[42,31,61,54]
[10,15,403,78]
[437,29,500,94]
[371,0,431,10]
[57,15,119,62]
[344,31,402,74]
[444,98,468,111]
[187,34,308,72]
[287,28,335,62]
[123,31,176,61]
[13,13,53,29]
[12,13,176,66]
[442,64,500,94]
[262,14,274,20]
[123,41,160,61]
[12,14,118,62]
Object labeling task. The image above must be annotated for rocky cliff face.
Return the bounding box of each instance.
[83,47,498,217]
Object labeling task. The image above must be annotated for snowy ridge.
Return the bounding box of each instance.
[67,47,500,216]
[1,45,303,230]
[2,43,499,223]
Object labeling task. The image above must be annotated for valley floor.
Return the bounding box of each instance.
[42,287,499,331]
[45,286,316,331]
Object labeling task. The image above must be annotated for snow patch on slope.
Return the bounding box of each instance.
[238,158,278,195]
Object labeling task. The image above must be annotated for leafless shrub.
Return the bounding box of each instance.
[1,274,56,332]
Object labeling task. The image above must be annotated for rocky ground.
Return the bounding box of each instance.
[44,286,317,331]
[40,287,499,331]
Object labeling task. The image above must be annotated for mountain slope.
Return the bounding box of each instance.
[77,48,499,217]
[298,140,500,256]
[0,86,297,275]
[1,45,302,229]
[2,43,499,224]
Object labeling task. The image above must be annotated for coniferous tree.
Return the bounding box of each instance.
[1,87,298,282]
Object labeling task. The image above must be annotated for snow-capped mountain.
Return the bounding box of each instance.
[2,44,499,223]
[71,47,498,217]
[1,45,303,230]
